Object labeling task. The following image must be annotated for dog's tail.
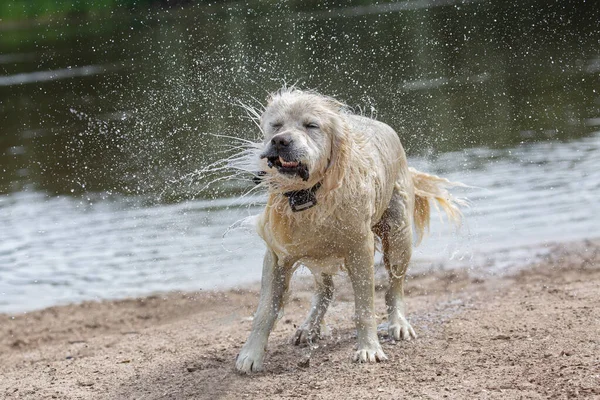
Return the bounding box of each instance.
[410,167,467,245]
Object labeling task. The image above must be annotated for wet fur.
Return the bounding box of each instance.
[235,87,464,373]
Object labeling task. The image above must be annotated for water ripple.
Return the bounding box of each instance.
[1,133,599,313]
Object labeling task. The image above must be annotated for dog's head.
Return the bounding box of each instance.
[259,88,348,192]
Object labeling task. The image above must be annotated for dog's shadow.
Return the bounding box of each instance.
[110,328,361,399]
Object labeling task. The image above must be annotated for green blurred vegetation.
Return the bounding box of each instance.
[0,0,381,22]
[0,0,187,21]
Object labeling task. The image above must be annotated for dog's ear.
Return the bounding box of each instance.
[322,112,349,192]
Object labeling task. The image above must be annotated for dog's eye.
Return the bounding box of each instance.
[271,123,282,131]
[305,122,319,129]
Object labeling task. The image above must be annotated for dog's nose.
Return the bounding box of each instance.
[271,134,292,149]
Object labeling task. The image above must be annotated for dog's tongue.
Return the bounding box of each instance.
[279,156,299,168]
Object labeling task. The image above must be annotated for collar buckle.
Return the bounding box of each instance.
[284,182,322,212]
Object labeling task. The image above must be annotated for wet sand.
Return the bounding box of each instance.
[1,240,599,399]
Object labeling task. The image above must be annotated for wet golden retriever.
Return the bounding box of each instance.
[235,87,464,373]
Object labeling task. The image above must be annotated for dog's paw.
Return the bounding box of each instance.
[293,326,319,346]
[235,346,265,374]
[388,320,416,341]
[353,343,388,363]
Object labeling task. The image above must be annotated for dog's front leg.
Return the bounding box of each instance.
[236,249,292,373]
[346,235,388,363]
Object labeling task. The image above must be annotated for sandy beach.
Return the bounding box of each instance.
[1,240,599,400]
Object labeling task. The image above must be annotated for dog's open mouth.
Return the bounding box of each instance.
[267,156,309,181]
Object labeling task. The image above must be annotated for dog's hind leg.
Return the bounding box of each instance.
[293,273,334,346]
[380,188,417,341]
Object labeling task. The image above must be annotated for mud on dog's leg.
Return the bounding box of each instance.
[346,234,387,363]
[379,188,417,341]
[294,273,334,346]
[383,233,416,341]
[236,249,292,373]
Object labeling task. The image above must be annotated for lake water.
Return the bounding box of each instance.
[1,0,599,313]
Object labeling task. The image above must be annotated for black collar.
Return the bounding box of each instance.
[284,182,322,212]
[252,171,321,212]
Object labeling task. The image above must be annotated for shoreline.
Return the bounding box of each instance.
[1,239,599,399]
[1,236,577,316]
